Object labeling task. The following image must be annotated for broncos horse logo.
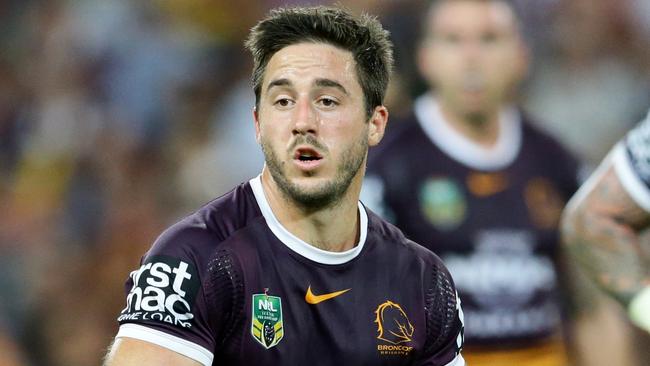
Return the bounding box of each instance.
[374,301,415,344]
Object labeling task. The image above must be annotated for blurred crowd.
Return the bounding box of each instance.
[0,0,648,365]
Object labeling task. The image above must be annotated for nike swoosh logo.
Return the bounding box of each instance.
[305,285,351,304]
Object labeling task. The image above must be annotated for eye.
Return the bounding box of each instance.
[441,33,461,45]
[274,98,294,108]
[481,32,498,45]
[317,97,339,108]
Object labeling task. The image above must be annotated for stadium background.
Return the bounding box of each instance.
[0,0,648,365]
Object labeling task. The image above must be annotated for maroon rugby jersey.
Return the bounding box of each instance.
[363,95,579,347]
[115,176,465,366]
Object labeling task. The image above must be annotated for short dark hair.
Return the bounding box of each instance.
[245,6,394,118]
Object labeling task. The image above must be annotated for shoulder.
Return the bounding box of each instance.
[364,208,464,360]
[368,210,464,361]
[366,114,430,188]
[519,114,577,161]
[365,208,447,268]
[369,113,422,164]
[116,184,257,361]
[519,114,580,189]
[147,181,262,262]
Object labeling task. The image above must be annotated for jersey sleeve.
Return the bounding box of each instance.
[416,261,465,366]
[115,219,243,366]
[612,110,650,212]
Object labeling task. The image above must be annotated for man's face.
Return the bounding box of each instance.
[418,1,527,116]
[254,42,386,209]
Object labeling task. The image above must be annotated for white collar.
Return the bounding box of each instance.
[249,175,368,265]
[413,93,522,171]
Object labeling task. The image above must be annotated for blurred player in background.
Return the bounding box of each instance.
[363,0,580,365]
[103,6,465,366]
[562,110,650,336]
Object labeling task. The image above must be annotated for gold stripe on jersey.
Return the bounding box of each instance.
[463,337,569,366]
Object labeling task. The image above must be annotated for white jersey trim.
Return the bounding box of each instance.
[116,323,213,366]
[250,175,368,265]
[444,354,466,366]
[414,93,522,171]
[612,143,650,212]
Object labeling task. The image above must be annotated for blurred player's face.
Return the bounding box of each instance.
[418,0,528,118]
[254,42,387,209]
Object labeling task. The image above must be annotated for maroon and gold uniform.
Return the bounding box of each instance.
[115,176,465,366]
[363,95,579,366]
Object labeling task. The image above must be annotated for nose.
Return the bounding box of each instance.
[461,39,483,66]
[292,97,317,136]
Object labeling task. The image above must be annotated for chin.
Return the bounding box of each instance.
[460,102,490,118]
[285,175,349,209]
[289,175,332,193]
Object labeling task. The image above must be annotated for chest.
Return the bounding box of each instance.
[386,162,566,250]
[218,249,428,366]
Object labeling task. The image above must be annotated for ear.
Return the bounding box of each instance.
[253,106,261,144]
[367,106,389,147]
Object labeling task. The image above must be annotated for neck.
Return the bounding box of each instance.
[260,169,362,252]
[437,99,501,148]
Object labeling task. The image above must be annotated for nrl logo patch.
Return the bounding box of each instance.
[419,177,466,231]
[251,292,284,349]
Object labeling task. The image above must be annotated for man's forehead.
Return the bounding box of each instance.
[427,0,519,33]
[262,42,358,89]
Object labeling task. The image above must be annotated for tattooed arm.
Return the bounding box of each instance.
[562,153,650,331]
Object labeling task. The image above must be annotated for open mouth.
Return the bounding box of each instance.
[294,147,323,162]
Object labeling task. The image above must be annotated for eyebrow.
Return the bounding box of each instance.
[266,78,349,95]
[314,78,349,95]
[266,78,292,92]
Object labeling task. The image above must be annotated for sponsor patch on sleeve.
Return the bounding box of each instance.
[118,255,200,328]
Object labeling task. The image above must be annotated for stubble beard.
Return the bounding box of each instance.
[261,134,368,211]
